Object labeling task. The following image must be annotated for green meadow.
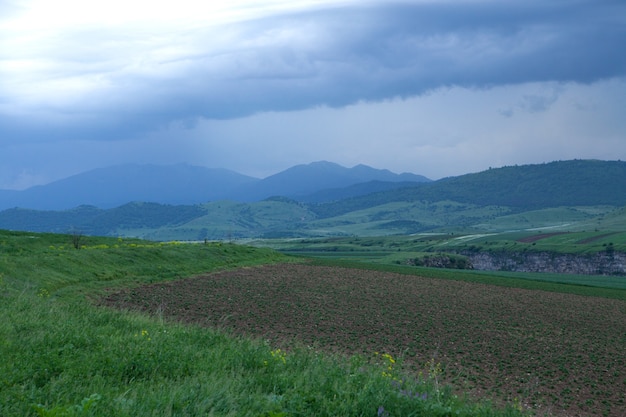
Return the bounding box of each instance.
[1,230,532,417]
[254,226,626,259]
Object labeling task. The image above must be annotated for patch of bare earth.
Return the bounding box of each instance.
[101,264,626,417]
[517,232,569,243]
[576,232,619,245]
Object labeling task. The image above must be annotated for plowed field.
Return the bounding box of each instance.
[101,263,626,417]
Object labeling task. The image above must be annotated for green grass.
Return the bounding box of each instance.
[0,231,285,299]
[305,200,511,236]
[256,227,626,258]
[471,206,615,232]
[0,230,528,417]
[458,230,626,254]
[476,269,626,290]
[118,199,315,241]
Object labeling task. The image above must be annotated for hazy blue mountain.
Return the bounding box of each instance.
[0,161,429,210]
[0,164,259,210]
[0,189,19,209]
[232,161,431,201]
[295,180,424,203]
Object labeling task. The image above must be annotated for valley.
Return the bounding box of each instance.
[1,160,625,276]
[2,159,625,416]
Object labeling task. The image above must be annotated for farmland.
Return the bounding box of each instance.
[248,227,626,277]
[2,229,626,416]
[1,230,529,417]
[102,262,626,417]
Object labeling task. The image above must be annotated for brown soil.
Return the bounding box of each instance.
[576,232,619,244]
[517,232,569,243]
[101,263,626,417]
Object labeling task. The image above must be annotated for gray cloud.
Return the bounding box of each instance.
[498,85,563,116]
[519,93,560,113]
[2,0,624,143]
[1,0,625,189]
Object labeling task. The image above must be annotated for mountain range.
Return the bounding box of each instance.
[0,161,430,211]
[1,159,625,240]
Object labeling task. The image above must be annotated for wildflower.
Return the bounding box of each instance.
[382,353,395,364]
[135,329,151,340]
[513,397,523,412]
[377,352,396,378]
[377,406,389,417]
[270,349,287,364]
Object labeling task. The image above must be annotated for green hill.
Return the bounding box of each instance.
[310,160,626,218]
[1,160,624,240]
[0,203,206,236]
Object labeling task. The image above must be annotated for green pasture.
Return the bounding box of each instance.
[253,232,626,296]
[305,200,511,236]
[92,199,626,241]
[454,230,626,254]
[117,199,315,241]
[257,227,626,255]
[470,206,616,232]
[1,229,528,417]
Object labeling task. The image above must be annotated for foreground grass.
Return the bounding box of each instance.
[0,230,526,417]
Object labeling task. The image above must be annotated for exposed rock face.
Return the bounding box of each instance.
[407,253,472,269]
[463,250,626,275]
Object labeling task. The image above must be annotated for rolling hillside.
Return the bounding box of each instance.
[308,159,626,218]
[0,159,624,240]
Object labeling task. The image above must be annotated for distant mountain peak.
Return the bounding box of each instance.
[0,161,430,210]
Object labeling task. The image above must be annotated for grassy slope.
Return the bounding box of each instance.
[0,230,526,417]
[1,203,623,243]
[3,160,625,241]
[259,226,626,258]
[120,199,316,241]
[127,203,623,240]
[305,201,508,236]
[470,206,614,232]
[323,159,626,213]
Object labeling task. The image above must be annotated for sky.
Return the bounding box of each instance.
[1,0,625,189]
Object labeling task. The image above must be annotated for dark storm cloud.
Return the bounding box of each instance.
[1,0,625,143]
[176,0,626,111]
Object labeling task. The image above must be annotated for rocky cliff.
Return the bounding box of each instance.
[464,250,626,275]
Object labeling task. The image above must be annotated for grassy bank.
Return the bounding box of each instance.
[1,230,527,416]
